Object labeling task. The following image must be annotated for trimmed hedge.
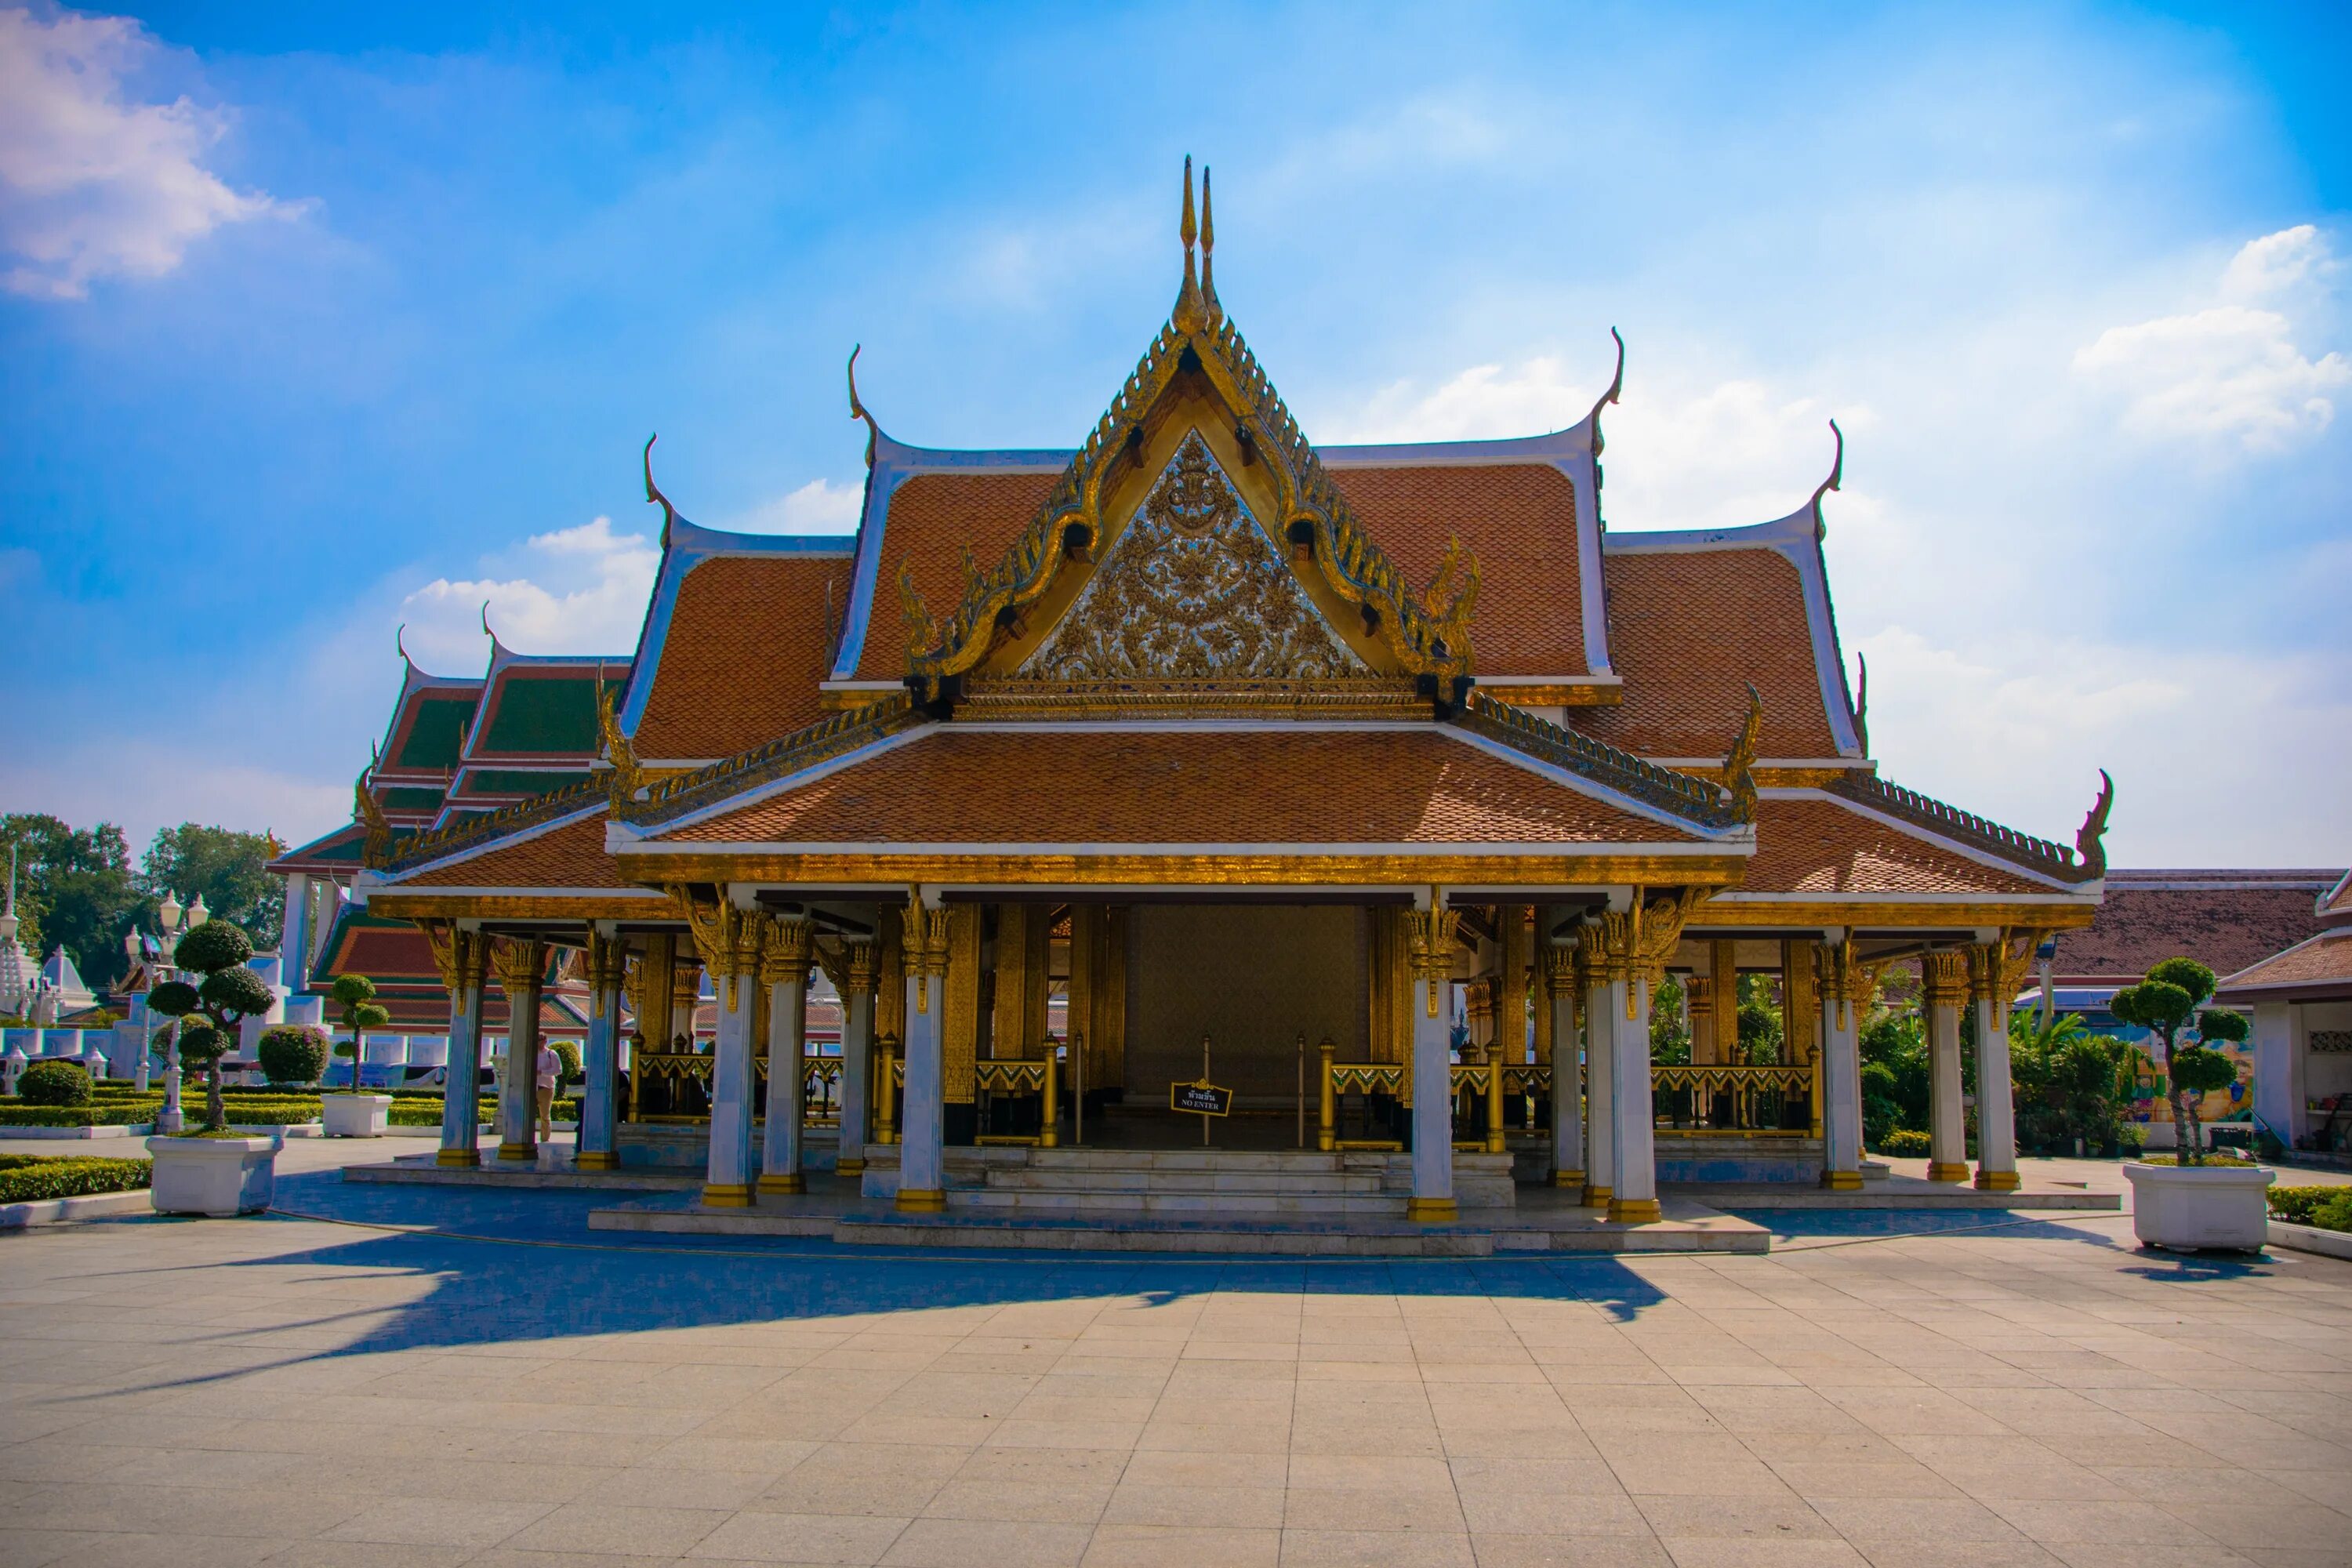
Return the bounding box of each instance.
[0,1155,152,1203]
[0,1102,159,1127]
[2269,1185,2352,1232]
[19,1061,93,1107]
[1871,1129,1932,1158]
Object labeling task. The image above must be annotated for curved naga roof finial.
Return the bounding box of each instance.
[478,601,506,659]
[595,676,645,807]
[1172,154,1207,332]
[2074,769,2114,878]
[354,764,395,871]
[846,344,880,466]
[1851,651,1870,756]
[1809,417,1844,537]
[1585,327,1625,456]
[395,622,413,670]
[1722,682,1765,825]
[1199,165,1221,325]
[642,434,677,549]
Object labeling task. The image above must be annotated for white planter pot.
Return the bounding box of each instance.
[321,1094,393,1138]
[2123,1162,2274,1251]
[145,1135,278,1217]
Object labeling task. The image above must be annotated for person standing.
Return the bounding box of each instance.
[535,1039,561,1145]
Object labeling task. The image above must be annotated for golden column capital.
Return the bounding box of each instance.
[1921,949,1969,1007]
[844,938,878,993]
[488,936,544,997]
[760,916,815,986]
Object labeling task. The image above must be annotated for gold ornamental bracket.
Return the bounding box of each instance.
[895,158,1479,700]
[1722,684,1764,825]
[597,680,646,808]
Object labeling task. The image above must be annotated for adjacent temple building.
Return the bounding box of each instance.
[281,163,2111,1233]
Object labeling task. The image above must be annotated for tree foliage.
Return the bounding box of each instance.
[151,919,270,1131]
[0,814,138,991]
[140,824,286,956]
[330,974,390,1089]
[257,1025,329,1087]
[2110,957,2233,1163]
[19,1060,93,1107]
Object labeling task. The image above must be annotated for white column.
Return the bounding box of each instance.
[1818,946,1863,1191]
[576,927,622,1172]
[495,941,543,1164]
[1409,960,1456,1221]
[2252,1001,2299,1145]
[1581,937,1613,1207]
[703,945,759,1207]
[437,930,485,1167]
[1609,968,1661,1224]
[897,896,947,1212]
[760,920,812,1196]
[278,872,314,996]
[1971,942,2019,1192]
[1548,948,1583,1189]
[836,940,876,1175]
[1924,952,1968,1181]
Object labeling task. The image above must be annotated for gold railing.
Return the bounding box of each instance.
[1450,1056,1508,1154]
[1316,1041,1405,1152]
[629,1049,712,1123]
[625,1048,847,1127]
[973,1053,1061,1147]
[1651,1063,1813,1137]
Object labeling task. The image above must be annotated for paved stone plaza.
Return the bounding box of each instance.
[2,1148,2349,1568]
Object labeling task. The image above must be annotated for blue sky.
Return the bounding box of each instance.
[2,2,2346,865]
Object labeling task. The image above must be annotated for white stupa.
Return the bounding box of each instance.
[0,847,49,1022]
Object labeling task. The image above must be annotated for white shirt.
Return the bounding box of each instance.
[535,1046,561,1089]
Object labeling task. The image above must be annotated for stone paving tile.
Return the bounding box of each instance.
[4,1158,2350,1568]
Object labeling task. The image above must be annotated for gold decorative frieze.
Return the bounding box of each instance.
[1024,434,1366,682]
[1457,693,1735,829]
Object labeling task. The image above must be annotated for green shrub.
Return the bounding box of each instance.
[19,1061,93,1107]
[2268,1185,2352,1229]
[550,1039,583,1085]
[0,1103,155,1127]
[0,1156,152,1203]
[1872,1128,1933,1157]
[258,1025,330,1087]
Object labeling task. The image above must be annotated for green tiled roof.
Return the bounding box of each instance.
[396,695,478,768]
[463,768,592,797]
[482,677,599,754]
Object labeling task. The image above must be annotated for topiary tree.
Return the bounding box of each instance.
[144,920,274,1131]
[257,1024,329,1088]
[330,975,391,1093]
[550,1037,582,1089]
[2110,957,2247,1166]
[20,1059,93,1108]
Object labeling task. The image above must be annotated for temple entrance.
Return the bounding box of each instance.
[1101,901,1370,1149]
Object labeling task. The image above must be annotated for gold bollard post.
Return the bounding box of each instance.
[1486,1045,1507,1154]
[875,1036,898,1146]
[1318,1037,1337,1152]
[1040,1041,1060,1149]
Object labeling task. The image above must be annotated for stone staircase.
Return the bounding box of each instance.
[943,1148,1516,1218]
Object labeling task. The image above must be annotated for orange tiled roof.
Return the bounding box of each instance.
[1579,548,1839,757]
[2219,929,2352,993]
[1335,465,1588,678]
[1743,797,2051,896]
[853,471,1061,681]
[402,809,623,888]
[655,728,1703,846]
[636,555,848,758]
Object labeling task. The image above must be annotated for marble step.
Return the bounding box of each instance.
[1010,1149,1359,1173]
[953,1189,1407,1217]
[984,1168,1386,1195]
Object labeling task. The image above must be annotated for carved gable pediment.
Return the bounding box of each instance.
[1021,433,1365,681]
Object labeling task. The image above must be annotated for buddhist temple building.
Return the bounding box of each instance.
[315,162,2113,1232]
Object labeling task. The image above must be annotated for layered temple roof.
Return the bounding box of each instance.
[330,160,2105,952]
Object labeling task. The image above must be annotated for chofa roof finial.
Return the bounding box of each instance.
[1584,326,1625,456]
[1809,417,1844,536]
[1200,165,1221,325]
[1851,650,1871,756]
[846,344,880,466]
[643,433,677,549]
[1174,154,1206,332]
[478,601,504,656]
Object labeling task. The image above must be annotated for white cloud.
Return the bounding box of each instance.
[728,477,863,535]
[397,514,659,669]
[0,5,297,299]
[2073,227,2349,452]
[1323,354,1851,535]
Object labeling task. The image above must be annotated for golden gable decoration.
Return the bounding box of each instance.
[895,158,1477,699]
[1023,433,1365,681]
